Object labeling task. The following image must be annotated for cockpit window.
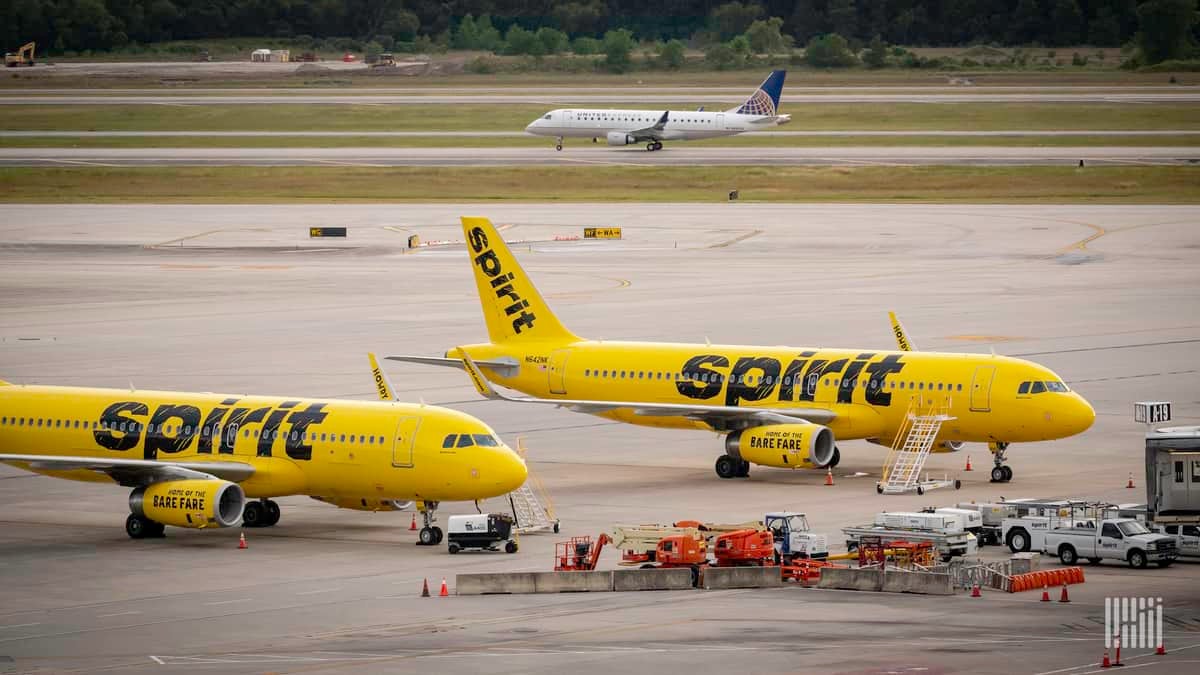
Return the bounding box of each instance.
[442,434,456,448]
[473,434,500,447]
[1018,382,1030,395]
[1045,381,1069,392]
[1030,381,1046,394]
[456,434,475,448]
[543,114,552,120]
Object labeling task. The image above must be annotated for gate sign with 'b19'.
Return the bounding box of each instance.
[1134,402,1171,424]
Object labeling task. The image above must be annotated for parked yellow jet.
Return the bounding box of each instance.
[0,365,527,543]
[388,216,1094,484]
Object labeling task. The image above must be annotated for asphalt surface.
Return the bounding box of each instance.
[5,92,1200,104]
[3,130,1197,138]
[1,203,1198,674]
[2,146,1196,167]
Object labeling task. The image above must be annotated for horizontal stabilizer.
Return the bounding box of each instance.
[386,354,520,378]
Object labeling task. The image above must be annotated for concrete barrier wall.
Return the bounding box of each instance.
[456,572,537,595]
[883,571,953,596]
[817,566,883,592]
[533,571,614,593]
[701,566,781,590]
[613,568,694,591]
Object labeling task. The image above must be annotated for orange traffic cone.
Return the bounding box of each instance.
[238,532,247,550]
[1156,642,1166,656]
[970,583,981,598]
[1101,648,1111,668]
[1127,473,1135,489]
[824,468,834,486]
[410,513,417,531]
[964,455,973,471]
[1060,583,1070,603]
[420,578,430,598]
[1041,586,1051,602]
[439,577,449,597]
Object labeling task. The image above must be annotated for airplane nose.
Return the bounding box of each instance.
[1071,394,1096,435]
[498,445,529,493]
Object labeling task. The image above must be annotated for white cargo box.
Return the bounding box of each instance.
[447,514,490,534]
[874,511,962,533]
[934,508,984,530]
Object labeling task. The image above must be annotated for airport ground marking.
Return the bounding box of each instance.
[96,611,141,618]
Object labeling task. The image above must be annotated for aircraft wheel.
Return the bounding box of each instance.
[1001,465,1013,482]
[917,486,925,496]
[126,514,154,539]
[736,460,751,478]
[954,479,962,490]
[419,527,437,546]
[653,142,663,151]
[555,144,563,151]
[829,446,841,468]
[646,143,655,152]
[263,500,281,527]
[714,455,738,479]
[876,483,884,494]
[990,466,1006,483]
[242,500,267,527]
[434,527,444,544]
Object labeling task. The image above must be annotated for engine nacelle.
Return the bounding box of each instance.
[933,440,965,453]
[606,131,636,146]
[130,479,244,529]
[725,424,836,469]
[310,496,414,512]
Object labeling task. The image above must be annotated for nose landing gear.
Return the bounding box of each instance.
[989,442,1013,483]
[416,501,444,545]
[555,136,563,151]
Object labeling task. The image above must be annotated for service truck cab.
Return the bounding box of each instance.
[1158,524,1200,557]
[1044,518,1177,569]
[765,512,828,561]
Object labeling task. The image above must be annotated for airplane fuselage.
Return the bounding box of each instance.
[451,341,1095,446]
[525,108,787,142]
[0,385,526,502]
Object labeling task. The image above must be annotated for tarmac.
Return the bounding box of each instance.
[1,203,1198,673]
[2,146,1197,167]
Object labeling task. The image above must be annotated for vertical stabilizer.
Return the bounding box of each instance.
[729,69,786,115]
[461,217,580,344]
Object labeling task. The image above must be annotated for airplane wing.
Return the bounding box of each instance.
[888,311,915,351]
[0,454,255,487]
[385,354,520,378]
[455,349,835,429]
[624,110,670,142]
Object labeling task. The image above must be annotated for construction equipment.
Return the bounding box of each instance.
[877,397,961,495]
[765,512,828,561]
[506,437,559,534]
[712,529,774,566]
[554,534,610,571]
[5,42,35,68]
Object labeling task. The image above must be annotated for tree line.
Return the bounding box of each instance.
[3,0,1197,65]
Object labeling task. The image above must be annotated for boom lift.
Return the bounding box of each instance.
[5,42,35,67]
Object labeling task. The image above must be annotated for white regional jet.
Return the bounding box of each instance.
[524,70,790,152]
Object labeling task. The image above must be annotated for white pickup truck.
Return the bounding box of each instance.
[1043,518,1178,569]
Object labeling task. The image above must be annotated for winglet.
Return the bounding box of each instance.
[368,352,398,401]
[888,311,914,351]
[458,349,503,400]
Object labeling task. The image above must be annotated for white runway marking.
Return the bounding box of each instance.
[0,622,40,630]
[97,611,141,618]
[203,598,252,606]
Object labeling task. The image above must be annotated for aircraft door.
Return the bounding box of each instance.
[391,416,421,468]
[969,365,996,412]
[716,112,725,130]
[562,110,574,128]
[548,349,570,395]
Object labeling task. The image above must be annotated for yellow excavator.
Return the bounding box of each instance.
[5,42,35,67]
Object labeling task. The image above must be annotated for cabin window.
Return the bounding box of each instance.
[937,383,944,391]
[357,435,364,444]
[917,382,924,391]
[473,434,500,447]
[956,383,963,391]
[54,419,61,428]
[18,418,24,426]
[1030,381,1046,394]
[457,434,475,448]
[602,370,608,377]
[443,434,456,448]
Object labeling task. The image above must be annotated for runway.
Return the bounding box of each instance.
[1,203,1198,673]
[3,145,1196,167]
[5,92,1200,104]
[3,129,1196,138]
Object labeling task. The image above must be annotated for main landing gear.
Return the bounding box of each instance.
[645,141,663,152]
[126,513,166,539]
[555,136,563,151]
[989,442,1013,483]
[417,501,444,546]
[715,454,751,479]
[241,499,281,528]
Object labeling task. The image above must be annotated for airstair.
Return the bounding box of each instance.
[506,437,560,534]
[877,397,960,495]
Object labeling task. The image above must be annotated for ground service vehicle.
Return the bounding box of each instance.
[5,42,34,67]
[765,512,828,561]
[555,534,610,571]
[1158,524,1200,557]
[845,511,974,560]
[925,507,985,541]
[1043,518,1177,568]
[447,513,518,554]
[712,529,774,566]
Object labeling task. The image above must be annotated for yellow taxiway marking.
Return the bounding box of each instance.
[147,228,228,248]
[1057,220,1108,254]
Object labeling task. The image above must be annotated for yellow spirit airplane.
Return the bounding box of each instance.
[388,217,1095,484]
[0,360,527,543]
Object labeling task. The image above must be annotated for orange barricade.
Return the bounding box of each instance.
[1008,567,1086,593]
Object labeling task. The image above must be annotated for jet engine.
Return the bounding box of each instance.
[129,479,244,529]
[606,131,636,146]
[933,440,965,452]
[725,424,836,469]
[310,496,414,512]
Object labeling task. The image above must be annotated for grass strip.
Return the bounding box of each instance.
[1,166,1196,203]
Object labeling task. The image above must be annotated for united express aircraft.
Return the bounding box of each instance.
[524,69,790,152]
[389,217,1095,484]
[0,361,527,543]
